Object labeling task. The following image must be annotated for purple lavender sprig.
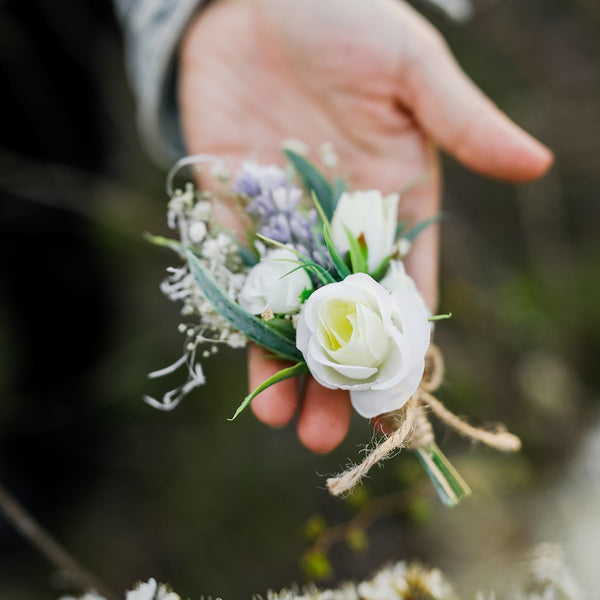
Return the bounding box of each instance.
[232,161,330,268]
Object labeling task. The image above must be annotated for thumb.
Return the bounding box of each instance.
[400,27,553,181]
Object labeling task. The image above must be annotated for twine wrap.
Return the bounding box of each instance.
[326,344,521,497]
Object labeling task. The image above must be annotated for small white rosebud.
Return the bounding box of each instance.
[211,345,218,354]
[238,249,311,315]
[202,350,211,358]
[331,190,400,273]
[177,323,187,333]
[186,342,196,351]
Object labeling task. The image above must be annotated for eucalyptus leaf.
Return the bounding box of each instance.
[284,149,335,220]
[186,250,302,361]
[229,361,309,420]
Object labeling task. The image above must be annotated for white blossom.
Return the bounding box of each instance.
[296,273,430,418]
[331,191,399,274]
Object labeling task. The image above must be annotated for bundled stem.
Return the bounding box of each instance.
[326,344,521,503]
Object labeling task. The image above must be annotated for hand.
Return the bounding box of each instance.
[178,0,552,453]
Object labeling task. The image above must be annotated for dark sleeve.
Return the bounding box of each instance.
[114,0,210,165]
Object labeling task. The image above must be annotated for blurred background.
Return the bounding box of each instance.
[0,0,598,598]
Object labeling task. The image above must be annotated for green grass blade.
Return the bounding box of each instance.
[255,233,313,262]
[144,232,184,254]
[229,361,309,420]
[428,313,452,322]
[322,223,351,280]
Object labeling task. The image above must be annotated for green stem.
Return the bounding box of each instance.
[415,442,471,507]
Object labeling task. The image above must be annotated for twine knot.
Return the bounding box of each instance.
[326,343,522,497]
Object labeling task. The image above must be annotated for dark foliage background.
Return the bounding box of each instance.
[0,0,598,598]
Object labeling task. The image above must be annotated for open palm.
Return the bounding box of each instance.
[178,0,552,452]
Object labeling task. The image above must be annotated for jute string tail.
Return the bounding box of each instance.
[326,344,521,497]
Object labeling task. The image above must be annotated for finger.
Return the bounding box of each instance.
[345,142,442,312]
[401,175,440,313]
[297,377,352,453]
[398,12,553,181]
[248,344,299,427]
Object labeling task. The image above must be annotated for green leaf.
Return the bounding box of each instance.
[428,313,452,322]
[229,361,309,420]
[300,550,333,580]
[303,514,327,541]
[300,287,313,303]
[263,316,295,339]
[186,250,302,361]
[394,220,408,240]
[256,233,313,262]
[310,191,331,227]
[144,232,184,254]
[346,528,368,553]
[332,175,346,204]
[237,244,258,267]
[343,225,368,274]
[401,213,444,243]
[304,262,337,286]
[284,149,335,220]
[255,233,337,283]
[370,255,391,281]
[276,257,337,287]
[322,223,351,280]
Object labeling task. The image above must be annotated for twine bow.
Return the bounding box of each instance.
[327,344,521,498]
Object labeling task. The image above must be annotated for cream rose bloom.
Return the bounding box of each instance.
[330,190,399,273]
[296,273,430,418]
[238,248,311,315]
[381,259,432,319]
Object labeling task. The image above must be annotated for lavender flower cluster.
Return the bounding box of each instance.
[232,161,330,267]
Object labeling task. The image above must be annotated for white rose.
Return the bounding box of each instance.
[296,273,430,418]
[380,259,432,319]
[238,248,311,315]
[330,190,399,273]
